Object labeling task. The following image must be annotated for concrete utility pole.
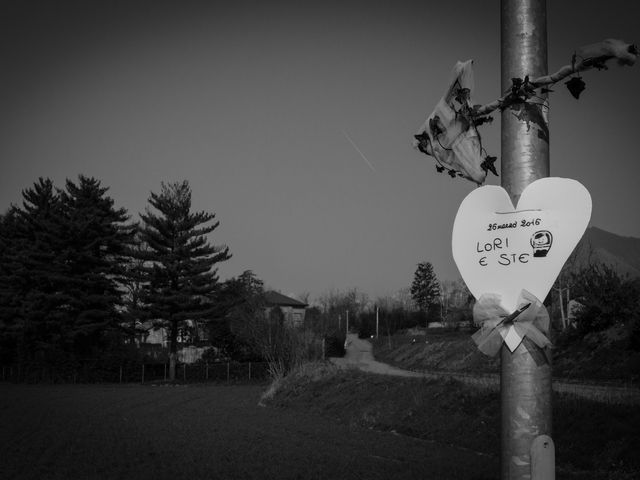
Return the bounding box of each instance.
[501,1,553,479]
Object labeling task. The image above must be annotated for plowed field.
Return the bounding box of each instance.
[0,384,496,480]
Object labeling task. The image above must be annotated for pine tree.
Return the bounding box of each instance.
[119,232,151,344]
[59,176,135,354]
[0,177,134,362]
[138,180,231,380]
[0,205,26,362]
[0,178,69,361]
[0,178,64,360]
[410,261,441,321]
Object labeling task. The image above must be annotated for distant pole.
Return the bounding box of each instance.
[501,1,553,479]
[346,310,349,335]
[425,310,428,335]
[376,306,379,338]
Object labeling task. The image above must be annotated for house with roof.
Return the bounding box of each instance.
[263,291,308,328]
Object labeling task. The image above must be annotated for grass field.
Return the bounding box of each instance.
[0,382,498,480]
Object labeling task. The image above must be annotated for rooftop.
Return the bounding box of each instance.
[263,290,308,308]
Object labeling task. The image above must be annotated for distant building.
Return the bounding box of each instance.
[263,291,308,327]
[137,319,207,347]
[135,319,211,364]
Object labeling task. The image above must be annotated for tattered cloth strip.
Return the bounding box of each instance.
[413,60,488,185]
[472,290,551,357]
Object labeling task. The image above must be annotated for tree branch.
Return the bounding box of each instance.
[475,39,638,116]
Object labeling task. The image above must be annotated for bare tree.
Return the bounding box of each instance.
[554,237,594,330]
[238,307,322,378]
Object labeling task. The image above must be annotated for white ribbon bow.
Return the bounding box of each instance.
[472,289,551,357]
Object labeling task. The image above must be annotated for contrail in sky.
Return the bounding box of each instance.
[341,130,376,173]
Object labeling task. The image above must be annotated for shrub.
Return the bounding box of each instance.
[324,332,346,357]
[570,264,640,334]
[260,361,339,405]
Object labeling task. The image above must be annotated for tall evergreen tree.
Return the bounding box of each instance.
[410,261,441,320]
[59,175,134,354]
[0,179,69,361]
[0,205,26,362]
[138,180,231,380]
[0,176,134,362]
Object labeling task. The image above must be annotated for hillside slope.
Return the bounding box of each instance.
[372,327,640,383]
[267,363,640,479]
[572,226,640,277]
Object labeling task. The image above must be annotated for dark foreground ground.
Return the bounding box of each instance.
[0,383,497,480]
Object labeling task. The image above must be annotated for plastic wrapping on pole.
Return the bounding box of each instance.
[501,0,553,479]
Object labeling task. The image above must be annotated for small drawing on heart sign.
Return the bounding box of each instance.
[452,178,591,312]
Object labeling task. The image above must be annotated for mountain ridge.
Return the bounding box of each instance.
[572,226,640,277]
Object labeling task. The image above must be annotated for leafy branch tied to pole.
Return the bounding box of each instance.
[476,38,638,115]
[414,38,638,185]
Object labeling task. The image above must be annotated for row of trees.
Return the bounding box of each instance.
[5,174,629,383]
[410,256,640,340]
[0,174,470,377]
[556,263,640,340]
[0,177,231,379]
[404,256,639,340]
[307,262,465,339]
[549,239,640,340]
[0,176,347,380]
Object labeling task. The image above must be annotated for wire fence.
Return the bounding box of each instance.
[0,361,271,385]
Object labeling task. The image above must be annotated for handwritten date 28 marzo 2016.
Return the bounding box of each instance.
[487,218,541,232]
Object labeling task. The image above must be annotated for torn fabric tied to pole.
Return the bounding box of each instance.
[472,289,551,357]
[413,60,489,185]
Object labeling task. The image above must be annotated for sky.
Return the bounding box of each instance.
[1,0,639,302]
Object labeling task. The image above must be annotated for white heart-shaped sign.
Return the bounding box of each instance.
[452,177,591,312]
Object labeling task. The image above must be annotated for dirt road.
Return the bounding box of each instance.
[334,334,640,405]
[331,334,422,377]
